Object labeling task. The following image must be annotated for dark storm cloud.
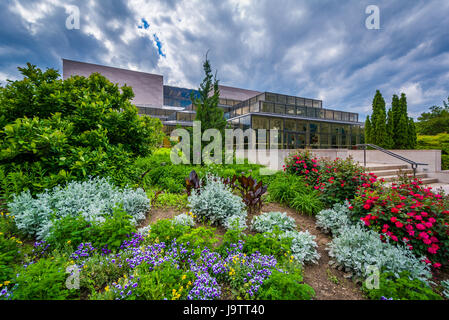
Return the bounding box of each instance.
[1,0,449,119]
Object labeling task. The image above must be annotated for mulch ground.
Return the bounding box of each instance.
[142,202,366,300]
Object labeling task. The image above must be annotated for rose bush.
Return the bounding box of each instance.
[349,179,449,269]
[284,151,379,205]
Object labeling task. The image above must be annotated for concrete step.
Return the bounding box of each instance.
[418,178,439,185]
[363,164,409,172]
[381,173,428,182]
[372,168,414,177]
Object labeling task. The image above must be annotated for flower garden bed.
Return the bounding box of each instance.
[1,149,448,301]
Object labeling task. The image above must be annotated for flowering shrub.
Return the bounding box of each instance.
[251,212,297,233]
[316,201,352,235]
[327,223,432,282]
[188,175,247,228]
[284,151,378,205]
[349,180,449,268]
[9,177,150,240]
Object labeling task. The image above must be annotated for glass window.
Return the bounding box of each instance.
[314,100,323,108]
[296,97,305,107]
[276,94,286,104]
[305,99,313,108]
[286,105,296,115]
[297,106,306,116]
[333,111,342,121]
[297,120,307,132]
[321,123,330,134]
[261,102,274,113]
[307,107,316,118]
[252,116,269,129]
[320,134,330,148]
[342,112,349,121]
[240,115,251,130]
[285,119,296,131]
[318,109,325,119]
[269,118,283,130]
[266,93,276,102]
[250,102,259,112]
[298,134,306,148]
[275,103,285,114]
[325,110,334,119]
[287,96,295,105]
[242,105,250,115]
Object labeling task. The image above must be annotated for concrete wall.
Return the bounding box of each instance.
[62,59,163,106]
[218,85,261,101]
[235,148,442,172]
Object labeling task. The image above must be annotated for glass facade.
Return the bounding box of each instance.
[163,86,200,108]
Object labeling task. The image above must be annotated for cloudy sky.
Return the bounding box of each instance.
[1,0,449,120]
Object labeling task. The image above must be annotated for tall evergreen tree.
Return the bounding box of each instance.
[370,90,388,147]
[188,55,227,164]
[396,113,409,148]
[191,57,227,134]
[365,115,372,144]
[385,108,395,149]
[407,117,417,149]
[391,94,401,147]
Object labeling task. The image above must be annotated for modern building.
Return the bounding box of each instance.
[62,59,363,149]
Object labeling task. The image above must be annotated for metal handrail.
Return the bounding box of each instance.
[356,144,427,177]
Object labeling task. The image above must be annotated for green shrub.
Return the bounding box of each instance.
[251,212,296,233]
[90,208,137,251]
[257,270,315,300]
[0,233,22,283]
[146,219,191,244]
[47,207,137,252]
[188,175,247,228]
[241,230,292,262]
[267,174,307,204]
[12,257,78,300]
[178,227,219,249]
[9,176,149,240]
[0,63,164,197]
[362,271,442,300]
[152,192,188,210]
[290,191,323,215]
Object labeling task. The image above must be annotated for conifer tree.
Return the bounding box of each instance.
[391,94,401,147]
[385,108,395,149]
[365,116,372,144]
[370,90,388,147]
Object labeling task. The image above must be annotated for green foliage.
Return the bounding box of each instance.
[0,63,164,197]
[151,192,188,210]
[47,207,137,252]
[90,208,137,251]
[290,191,323,215]
[365,91,416,149]
[9,176,149,240]
[362,271,442,300]
[241,230,293,262]
[0,232,22,283]
[417,133,449,170]
[12,257,78,300]
[370,90,388,148]
[257,269,315,300]
[146,219,191,244]
[416,97,449,135]
[251,212,297,233]
[187,175,247,228]
[178,226,219,249]
[267,173,306,204]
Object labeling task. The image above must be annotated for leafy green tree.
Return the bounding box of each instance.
[407,117,417,149]
[0,63,164,196]
[416,97,449,135]
[391,94,401,146]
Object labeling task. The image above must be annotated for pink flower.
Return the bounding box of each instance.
[391,235,398,242]
[395,222,403,228]
[416,223,426,230]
